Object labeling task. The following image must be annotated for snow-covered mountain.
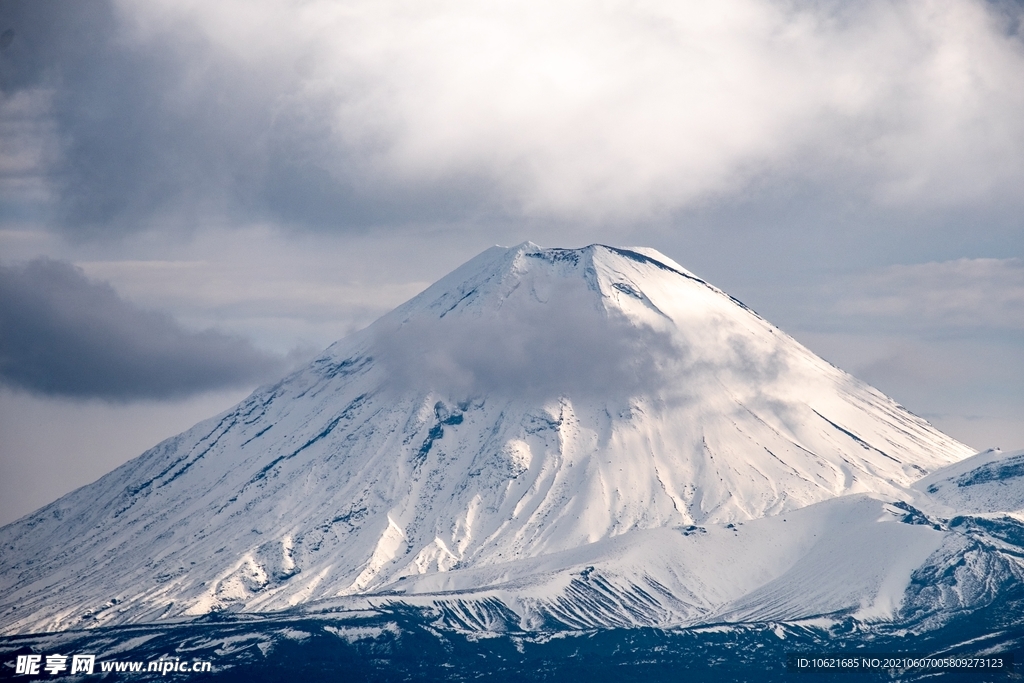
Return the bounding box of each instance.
[0,243,975,635]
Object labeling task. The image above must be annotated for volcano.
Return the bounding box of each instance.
[0,243,977,635]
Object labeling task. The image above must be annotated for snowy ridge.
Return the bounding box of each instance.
[334,494,948,631]
[913,448,1024,516]
[0,243,975,635]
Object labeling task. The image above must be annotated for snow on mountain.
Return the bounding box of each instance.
[913,448,1024,516]
[0,243,974,635]
[312,494,948,631]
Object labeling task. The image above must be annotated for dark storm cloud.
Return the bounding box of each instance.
[0,0,495,236]
[0,259,285,399]
[0,0,272,233]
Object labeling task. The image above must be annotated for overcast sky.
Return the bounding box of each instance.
[1,0,1022,525]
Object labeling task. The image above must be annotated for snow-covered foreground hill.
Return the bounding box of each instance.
[4,449,1024,680]
[311,494,952,630]
[285,448,1024,633]
[0,243,993,638]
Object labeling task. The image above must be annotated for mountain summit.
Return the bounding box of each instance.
[0,243,972,634]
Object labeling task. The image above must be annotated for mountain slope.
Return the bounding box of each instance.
[0,243,972,634]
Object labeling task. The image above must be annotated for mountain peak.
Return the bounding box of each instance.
[382,242,699,324]
[0,244,972,634]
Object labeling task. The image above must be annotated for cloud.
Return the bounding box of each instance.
[0,258,286,400]
[3,0,1024,234]
[838,258,1024,331]
[373,277,680,400]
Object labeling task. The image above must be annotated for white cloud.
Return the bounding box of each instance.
[373,275,680,399]
[113,0,1024,222]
